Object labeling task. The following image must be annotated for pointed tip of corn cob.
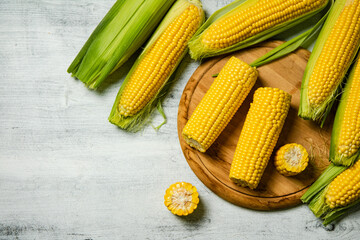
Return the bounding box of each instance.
[182,56,258,152]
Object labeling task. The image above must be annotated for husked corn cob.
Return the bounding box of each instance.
[326,160,360,209]
[299,0,360,122]
[188,0,329,60]
[330,56,360,166]
[164,182,199,216]
[109,0,204,131]
[274,143,309,176]
[182,57,258,152]
[229,87,291,189]
[67,0,176,89]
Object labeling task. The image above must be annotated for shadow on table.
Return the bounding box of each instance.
[176,200,206,224]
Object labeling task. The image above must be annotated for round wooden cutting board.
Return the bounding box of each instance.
[177,41,333,210]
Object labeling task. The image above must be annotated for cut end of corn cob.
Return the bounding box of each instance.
[108,0,204,131]
[188,0,328,60]
[164,182,199,216]
[330,56,360,166]
[274,143,309,176]
[229,87,291,189]
[299,0,360,122]
[182,57,258,152]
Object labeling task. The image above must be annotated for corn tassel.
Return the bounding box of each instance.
[299,0,360,123]
[109,0,204,131]
[188,0,329,60]
[67,0,175,89]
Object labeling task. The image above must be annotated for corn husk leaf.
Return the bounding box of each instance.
[299,0,360,124]
[329,56,360,166]
[108,0,205,132]
[188,0,329,60]
[67,0,175,89]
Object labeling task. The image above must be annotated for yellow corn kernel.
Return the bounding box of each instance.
[336,60,360,160]
[307,0,360,108]
[229,87,291,189]
[118,4,203,117]
[274,143,309,176]
[325,160,360,209]
[182,57,258,152]
[164,182,199,216]
[201,0,327,50]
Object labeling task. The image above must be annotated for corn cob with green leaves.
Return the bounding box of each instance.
[299,0,360,123]
[330,55,360,166]
[301,160,360,225]
[67,0,175,89]
[109,0,204,131]
[188,0,329,60]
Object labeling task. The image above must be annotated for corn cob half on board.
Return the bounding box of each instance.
[182,57,258,152]
[299,0,360,123]
[108,0,204,131]
[188,0,329,60]
[274,143,309,176]
[67,0,176,89]
[229,87,291,189]
[330,55,360,166]
[301,160,360,226]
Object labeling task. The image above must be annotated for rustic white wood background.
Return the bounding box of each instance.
[1,0,359,239]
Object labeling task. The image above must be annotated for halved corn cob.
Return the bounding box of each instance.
[68,0,176,89]
[188,0,329,60]
[182,57,258,152]
[229,87,291,189]
[164,182,199,216]
[274,143,309,176]
[109,0,204,131]
[299,0,360,122]
[301,160,360,225]
[330,56,360,166]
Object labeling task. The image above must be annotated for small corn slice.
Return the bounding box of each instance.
[164,182,199,216]
[182,57,258,152]
[109,0,204,131]
[299,0,360,122]
[229,87,291,189]
[274,143,309,176]
[188,0,328,60]
[67,0,176,89]
[330,56,360,166]
[325,160,360,209]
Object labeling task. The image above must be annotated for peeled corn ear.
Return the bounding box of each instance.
[67,0,175,89]
[330,56,360,166]
[299,0,360,123]
[109,0,204,131]
[302,160,360,225]
[188,0,329,60]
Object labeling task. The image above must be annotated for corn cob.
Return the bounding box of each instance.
[330,56,360,166]
[109,0,204,131]
[229,87,291,189]
[68,0,176,89]
[182,57,258,152]
[301,160,360,225]
[164,182,199,216]
[274,143,309,176]
[188,0,329,60]
[299,0,360,122]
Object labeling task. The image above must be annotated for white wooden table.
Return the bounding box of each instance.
[1,0,359,239]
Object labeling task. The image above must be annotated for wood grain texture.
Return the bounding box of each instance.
[0,0,360,239]
[177,41,332,210]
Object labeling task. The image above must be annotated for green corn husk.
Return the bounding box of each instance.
[108,0,205,132]
[67,0,175,89]
[299,0,360,124]
[301,163,360,226]
[188,0,329,60]
[329,55,360,166]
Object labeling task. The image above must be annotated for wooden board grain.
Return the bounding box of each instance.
[177,41,333,211]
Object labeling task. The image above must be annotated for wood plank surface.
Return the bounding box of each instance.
[1,0,360,239]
